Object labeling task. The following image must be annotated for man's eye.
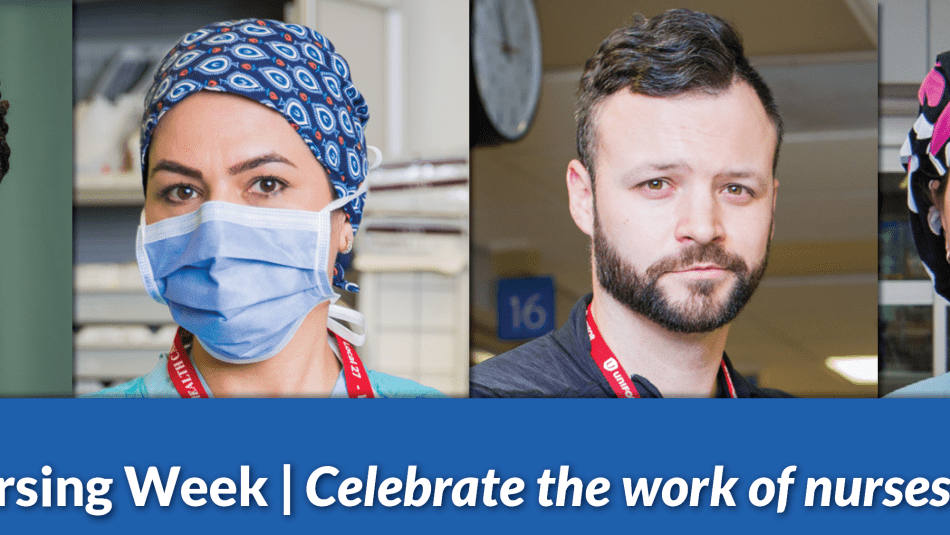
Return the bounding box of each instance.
[725,184,749,196]
[646,180,665,190]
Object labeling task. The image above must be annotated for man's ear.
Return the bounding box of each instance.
[567,159,595,238]
[771,178,779,240]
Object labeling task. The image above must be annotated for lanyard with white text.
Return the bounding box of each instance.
[585,304,737,398]
[166,327,375,398]
[333,331,374,398]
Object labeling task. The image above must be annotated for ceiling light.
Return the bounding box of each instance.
[825,356,877,385]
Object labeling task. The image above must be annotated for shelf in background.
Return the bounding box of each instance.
[75,172,144,206]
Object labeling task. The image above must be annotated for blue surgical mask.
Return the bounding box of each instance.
[135,184,367,364]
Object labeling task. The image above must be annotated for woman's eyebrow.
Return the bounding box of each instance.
[228,152,296,175]
[150,160,203,180]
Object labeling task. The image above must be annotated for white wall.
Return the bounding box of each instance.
[299,0,468,160]
[880,0,950,84]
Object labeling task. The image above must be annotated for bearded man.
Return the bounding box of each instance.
[470,9,790,398]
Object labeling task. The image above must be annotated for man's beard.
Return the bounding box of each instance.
[593,214,769,334]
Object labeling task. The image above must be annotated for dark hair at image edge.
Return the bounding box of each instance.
[575,9,784,181]
[0,82,8,183]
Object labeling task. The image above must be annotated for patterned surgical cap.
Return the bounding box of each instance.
[141,19,370,292]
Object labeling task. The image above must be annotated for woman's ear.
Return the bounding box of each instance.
[929,179,943,207]
[336,212,355,255]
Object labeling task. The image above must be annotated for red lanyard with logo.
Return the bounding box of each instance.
[166,327,375,398]
[335,331,374,398]
[585,304,737,398]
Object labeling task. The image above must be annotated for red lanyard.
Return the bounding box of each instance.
[336,331,374,398]
[166,327,375,398]
[166,328,209,398]
[585,304,737,398]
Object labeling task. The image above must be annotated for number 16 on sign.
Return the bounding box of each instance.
[497,276,555,340]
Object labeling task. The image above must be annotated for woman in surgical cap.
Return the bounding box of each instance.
[0,82,9,183]
[91,19,441,398]
[889,51,950,396]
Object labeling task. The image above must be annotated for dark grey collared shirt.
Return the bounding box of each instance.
[470,294,792,398]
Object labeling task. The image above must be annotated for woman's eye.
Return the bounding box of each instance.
[166,185,197,202]
[250,177,285,195]
[645,180,665,190]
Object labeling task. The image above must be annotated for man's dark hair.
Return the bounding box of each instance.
[576,9,783,179]
[0,82,8,183]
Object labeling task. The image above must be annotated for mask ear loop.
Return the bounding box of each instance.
[327,303,367,346]
[327,153,375,338]
[323,180,370,213]
[367,145,383,171]
[324,149,378,337]
[929,206,944,235]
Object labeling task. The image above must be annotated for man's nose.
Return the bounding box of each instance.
[674,189,724,245]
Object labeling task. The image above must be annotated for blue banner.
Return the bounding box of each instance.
[0,399,941,532]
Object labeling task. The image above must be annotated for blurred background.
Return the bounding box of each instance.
[72,0,469,396]
[879,0,950,395]
[471,0,879,397]
[0,0,73,396]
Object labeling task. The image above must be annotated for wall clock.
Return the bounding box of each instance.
[471,0,543,146]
